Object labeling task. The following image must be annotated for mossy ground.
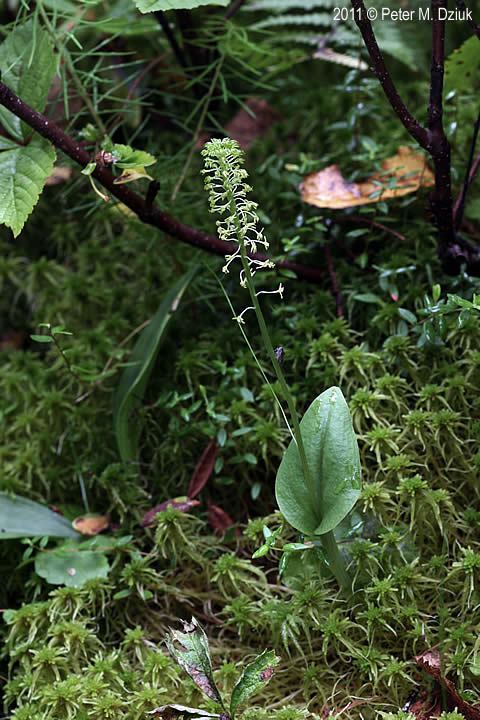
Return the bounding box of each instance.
[1,14,480,719]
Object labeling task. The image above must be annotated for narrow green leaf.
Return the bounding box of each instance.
[0,137,56,237]
[398,308,417,324]
[0,493,78,539]
[82,162,97,176]
[113,267,197,462]
[30,334,54,343]
[134,0,229,13]
[230,650,279,719]
[353,293,383,305]
[275,386,361,536]
[166,617,223,706]
[35,544,110,587]
[0,20,57,141]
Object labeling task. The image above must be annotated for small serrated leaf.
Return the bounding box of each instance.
[0,137,56,237]
[0,21,57,141]
[230,650,279,719]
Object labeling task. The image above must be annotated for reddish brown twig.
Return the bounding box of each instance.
[0,80,324,285]
[333,214,408,243]
[324,244,344,317]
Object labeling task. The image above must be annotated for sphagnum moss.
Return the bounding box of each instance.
[2,190,480,718]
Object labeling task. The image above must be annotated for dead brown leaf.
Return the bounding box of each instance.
[207,502,236,536]
[406,690,442,720]
[45,166,72,186]
[197,98,279,150]
[301,146,434,209]
[0,330,26,351]
[415,648,480,720]
[224,98,279,149]
[141,498,200,528]
[187,441,218,499]
[72,514,110,536]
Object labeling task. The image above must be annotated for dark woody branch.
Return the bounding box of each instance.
[350,0,480,274]
[426,0,456,256]
[349,0,428,148]
[0,80,324,285]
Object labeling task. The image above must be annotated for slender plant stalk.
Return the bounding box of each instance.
[230,201,351,591]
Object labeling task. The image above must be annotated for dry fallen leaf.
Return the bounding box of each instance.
[187,440,218,499]
[301,146,434,209]
[72,514,110,536]
[415,648,480,720]
[45,166,72,186]
[207,502,236,536]
[197,98,279,150]
[0,330,26,351]
[141,498,200,528]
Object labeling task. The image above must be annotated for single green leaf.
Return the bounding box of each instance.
[134,0,229,13]
[35,544,110,587]
[471,658,480,677]
[275,386,361,536]
[0,493,79,539]
[445,36,480,96]
[398,308,417,324]
[112,145,157,169]
[113,267,197,462]
[252,543,270,559]
[82,162,97,176]
[30,334,54,343]
[0,21,57,141]
[166,617,223,706]
[230,650,279,719]
[353,293,383,305]
[447,294,475,310]
[0,137,56,237]
[283,542,313,551]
